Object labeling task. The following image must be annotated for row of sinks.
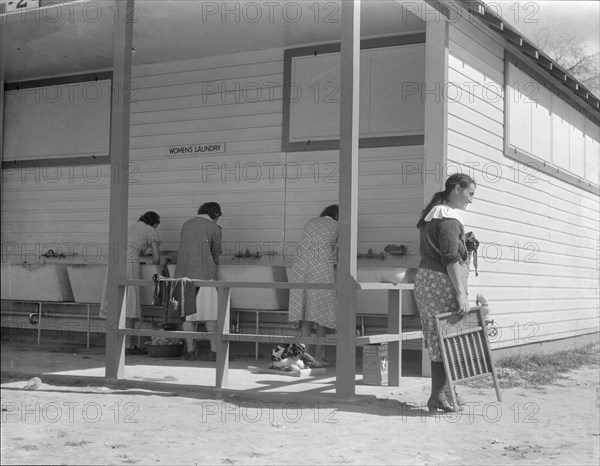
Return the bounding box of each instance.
[0,263,417,315]
[0,263,161,304]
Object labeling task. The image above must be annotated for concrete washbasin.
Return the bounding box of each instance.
[166,264,289,310]
[357,267,417,316]
[157,264,416,315]
[279,266,416,315]
[218,265,289,310]
[1,261,290,308]
[66,264,107,303]
[1,263,74,302]
[65,263,160,305]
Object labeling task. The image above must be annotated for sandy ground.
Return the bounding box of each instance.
[1,359,599,465]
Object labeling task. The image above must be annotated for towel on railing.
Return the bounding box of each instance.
[152,260,173,306]
[153,275,202,320]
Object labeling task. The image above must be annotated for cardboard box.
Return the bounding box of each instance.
[362,343,388,386]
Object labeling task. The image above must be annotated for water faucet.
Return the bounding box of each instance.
[234,249,262,259]
[357,249,387,260]
[384,244,406,256]
[39,249,66,259]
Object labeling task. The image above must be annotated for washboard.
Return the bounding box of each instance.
[434,306,502,406]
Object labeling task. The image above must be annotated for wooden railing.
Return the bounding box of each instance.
[107,277,416,393]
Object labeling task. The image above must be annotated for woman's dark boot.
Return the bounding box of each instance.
[427,361,456,413]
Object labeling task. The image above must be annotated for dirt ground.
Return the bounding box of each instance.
[1,352,599,466]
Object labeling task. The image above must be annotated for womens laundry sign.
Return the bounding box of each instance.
[166,143,225,156]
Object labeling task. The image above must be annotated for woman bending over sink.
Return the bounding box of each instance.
[174,202,223,361]
[288,204,339,367]
[99,211,161,354]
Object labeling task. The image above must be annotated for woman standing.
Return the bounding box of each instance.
[414,174,476,412]
[100,211,161,353]
[174,202,222,361]
[288,204,339,365]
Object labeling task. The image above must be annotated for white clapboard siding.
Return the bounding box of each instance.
[127,50,288,255]
[129,47,425,258]
[448,20,599,348]
[489,313,599,346]
[130,114,283,137]
[132,80,283,108]
[448,23,505,82]
[285,145,424,269]
[131,127,283,149]
[478,286,594,302]
[131,101,280,125]
[1,166,110,263]
[1,50,286,263]
[131,94,282,115]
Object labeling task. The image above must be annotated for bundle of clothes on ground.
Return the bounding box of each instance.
[269,343,316,374]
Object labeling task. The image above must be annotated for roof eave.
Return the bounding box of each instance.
[449,0,600,116]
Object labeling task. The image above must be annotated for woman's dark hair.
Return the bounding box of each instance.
[198,202,222,220]
[138,211,160,226]
[320,204,339,221]
[416,173,476,229]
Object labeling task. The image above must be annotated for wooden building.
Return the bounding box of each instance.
[1,0,598,396]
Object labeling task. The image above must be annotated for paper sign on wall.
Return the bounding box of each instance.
[166,143,226,156]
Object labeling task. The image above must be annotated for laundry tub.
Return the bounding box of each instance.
[356,267,417,316]
[281,266,416,315]
[1,263,74,302]
[161,264,289,310]
[66,264,107,303]
[65,263,161,305]
[218,265,289,310]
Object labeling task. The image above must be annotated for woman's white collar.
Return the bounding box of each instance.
[424,205,464,226]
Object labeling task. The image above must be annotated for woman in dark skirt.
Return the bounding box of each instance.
[414,173,477,412]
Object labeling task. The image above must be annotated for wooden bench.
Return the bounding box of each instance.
[105,278,420,392]
[229,308,287,360]
[232,309,425,373]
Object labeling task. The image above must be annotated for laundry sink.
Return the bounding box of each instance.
[1,263,74,302]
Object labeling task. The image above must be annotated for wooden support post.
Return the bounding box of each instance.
[255,311,259,361]
[423,17,449,200]
[387,289,401,386]
[0,77,4,162]
[215,287,231,388]
[336,0,361,399]
[36,302,42,345]
[86,304,91,350]
[418,17,449,379]
[105,0,134,380]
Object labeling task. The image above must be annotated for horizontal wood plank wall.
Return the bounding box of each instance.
[285,145,424,269]
[2,48,424,269]
[1,167,110,263]
[1,50,285,264]
[128,49,285,261]
[448,20,599,348]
